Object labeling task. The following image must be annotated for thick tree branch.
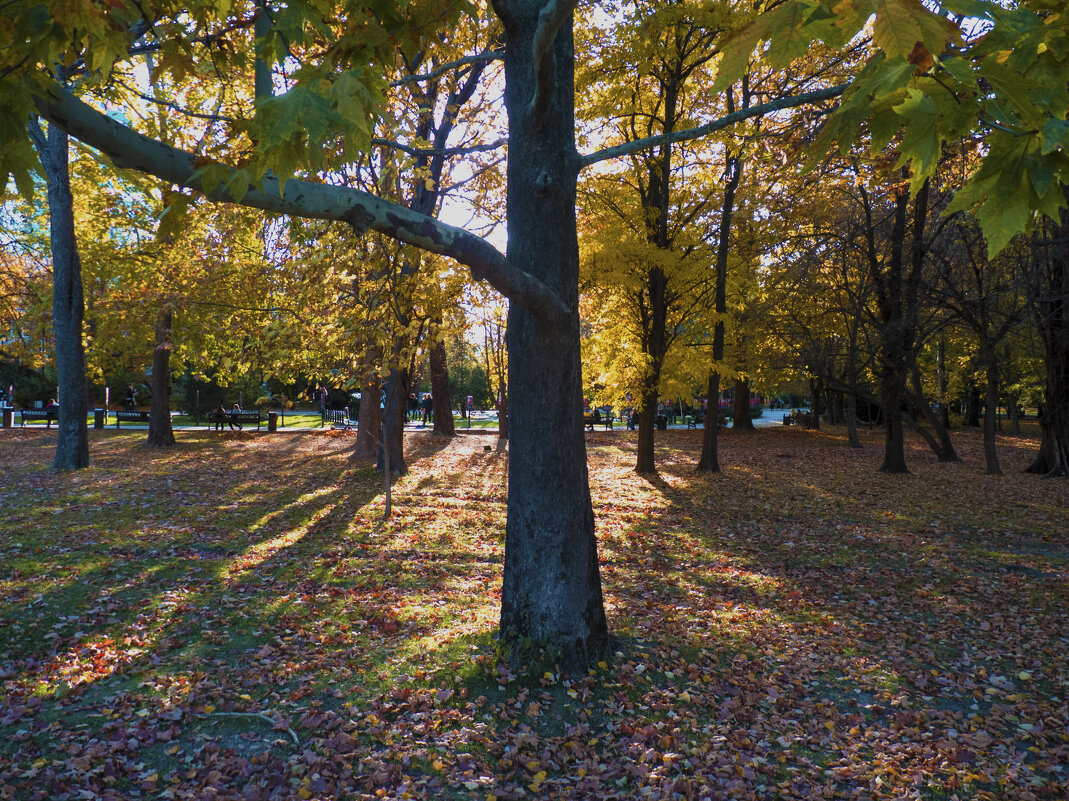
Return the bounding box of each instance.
[579,84,848,169]
[34,84,567,329]
[528,0,574,123]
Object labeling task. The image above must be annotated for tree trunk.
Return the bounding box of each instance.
[908,362,959,462]
[429,337,455,437]
[697,98,743,474]
[635,386,658,473]
[377,367,409,475]
[35,120,89,470]
[965,382,981,427]
[808,377,822,431]
[981,351,1002,474]
[147,307,175,446]
[353,378,382,461]
[497,5,607,664]
[697,371,721,471]
[937,336,951,430]
[845,388,861,448]
[880,383,908,472]
[732,377,755,432]
[1026,195,1069,476]
[1008,395,1021,435]
[497,392,509,441]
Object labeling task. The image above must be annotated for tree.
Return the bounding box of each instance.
[27,118,89,470]
[9,0,1069,659]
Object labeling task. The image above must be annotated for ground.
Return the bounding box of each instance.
[0,424,1066,800]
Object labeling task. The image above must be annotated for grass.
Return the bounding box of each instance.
[1,423,1066,800]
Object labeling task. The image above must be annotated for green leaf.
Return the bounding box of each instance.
[1040,117,1069,155]
[893,89,941,187]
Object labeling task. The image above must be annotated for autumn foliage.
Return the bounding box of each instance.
[1,425,1066,800]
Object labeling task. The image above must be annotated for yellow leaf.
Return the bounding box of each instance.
[824,721,835,730]
[203,704,215,714]
[533,771,547,782]
[298,790,311,800]
[239,693,253,701]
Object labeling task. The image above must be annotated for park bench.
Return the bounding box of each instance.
[20,409,58,427]
[328,409,355,431]
[114,410,150,428]
[207,410,262,431]
[584,410,615,430]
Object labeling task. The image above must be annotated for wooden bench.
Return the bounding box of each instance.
[114,410,150,428]
[584,411,615,430]
[208,410,262,431]
[20,409,58,427]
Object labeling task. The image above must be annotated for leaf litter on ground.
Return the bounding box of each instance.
[0,424,1066,800]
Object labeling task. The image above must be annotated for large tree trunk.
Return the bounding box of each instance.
[353,378,382,461]
[732,377,755,432]
[497,4,607,664]
[147,307,175,446]
[429,337,455,437]
[697,371,721,471]
[635,385,658,474]
[880,375,908,473]
[34,120,89,470]
[377,367,410,475]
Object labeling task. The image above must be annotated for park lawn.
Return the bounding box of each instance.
[0,425,1066,800]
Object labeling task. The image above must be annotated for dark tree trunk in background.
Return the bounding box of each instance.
[846,389,861,447]
[808,377,822,431]
[497,392,509,440]
[908,363,958,462]
[353,378,382,461]
[733,377,755,432]
[865,178,930,474]
[497,3,607,663]
[982,354,1001,474]
[32,119,89,470]
[964,382,981,427]
[429,337,455,437]
[1027,190,1069,476]
[147,307,175,447]
[937,337,951,430]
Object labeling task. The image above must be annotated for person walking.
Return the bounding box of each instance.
[421,393,433,425]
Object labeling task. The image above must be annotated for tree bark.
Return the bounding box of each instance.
[33,119,89,470]
[982,351,1001,474]
[907,362,959,462]
[697,371,722,471]
[429,337,455,436]
[732,377,755,432]
[497,3,607,664]
[377,367,409,475]
[147,307,176,447]
[353,378,382,461]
